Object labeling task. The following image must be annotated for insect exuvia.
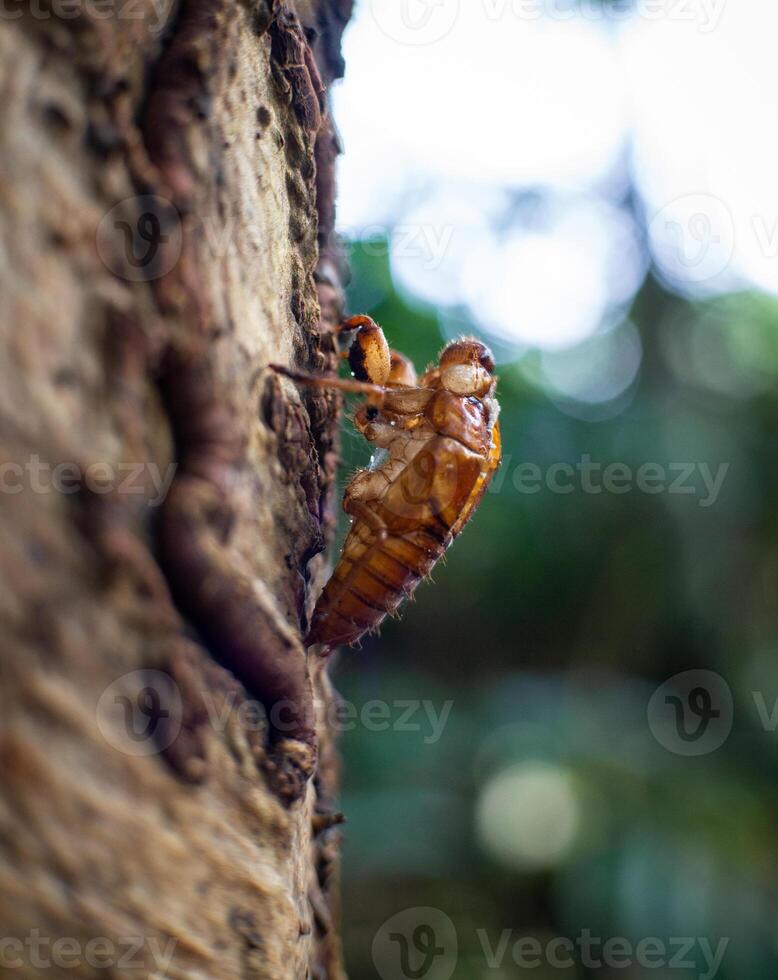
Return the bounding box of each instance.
[273,315,501,651]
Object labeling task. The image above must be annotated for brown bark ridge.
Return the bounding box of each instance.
[0,0,353,976]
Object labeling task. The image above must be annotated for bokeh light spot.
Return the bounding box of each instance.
[476,762,580,870]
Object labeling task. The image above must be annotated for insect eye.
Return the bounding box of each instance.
[365,406,379,421]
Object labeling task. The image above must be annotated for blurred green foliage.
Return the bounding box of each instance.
[329,237,778,980]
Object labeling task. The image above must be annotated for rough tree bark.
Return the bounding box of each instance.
[0,0,352,976]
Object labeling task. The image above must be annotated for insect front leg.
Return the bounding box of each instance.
[269,364,386,407]
[337,314,382,336]
[336,315,397,388]
[338,319,418,387]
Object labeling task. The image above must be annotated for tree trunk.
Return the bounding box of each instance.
[0,1,351,976]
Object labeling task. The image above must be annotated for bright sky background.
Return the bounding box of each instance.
[331,0,778,381]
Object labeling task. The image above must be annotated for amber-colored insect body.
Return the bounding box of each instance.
[274,316,501,650]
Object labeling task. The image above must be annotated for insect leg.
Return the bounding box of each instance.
[338,317,418,386]
[269,364,386,405]
[337,314,381,336]
[344,498,388,541]
[339,316,391,386]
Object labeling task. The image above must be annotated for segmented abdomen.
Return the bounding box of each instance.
[306,431,498,649]
[305,521,446,648]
